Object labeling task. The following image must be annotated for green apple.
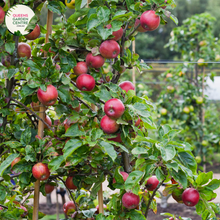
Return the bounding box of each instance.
[167,86,175,93]
[197,58,207,67]
[161,108,167,116]
[196,97,203,104]
[202,140,208,147]
[195,156,202,164]
[183,107,190,114]
[189,105,194,112]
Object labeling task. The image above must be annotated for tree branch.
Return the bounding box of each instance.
[0,204,8,209]
[125,23,141,41]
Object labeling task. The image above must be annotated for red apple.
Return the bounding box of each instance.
[73,61,88,75]
[140,10,160,31]
[95,204,107,214]
[113,171,129,184]
[146,176,159,191]
[25,24,41,40]
[108,133,122,143]
[104,98,125,119]
[45,183,55,194]
[17,43,32,58]
[37,84,58,106]
[122,192,140,209]
[76,74,96,91]
[65,176,77,190]
[31,101,40,111]
[134,18,147,32]
[63,201,76,216]
[0,7,5,24]
[106,24,123,41]
[100,115,119,134]
[11,157,21,168]
[32,163,50,181]
[1,56,11,67]
[86,53,105,69]
[182,188,200,207]
[99,40,120,59]
[119,81,135,92]
[44,115,52,129]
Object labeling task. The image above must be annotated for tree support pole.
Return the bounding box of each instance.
[32,9,53,220]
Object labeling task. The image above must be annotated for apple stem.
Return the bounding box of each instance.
[145,177,166,218]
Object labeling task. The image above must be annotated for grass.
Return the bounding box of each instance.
[40,214,66,220]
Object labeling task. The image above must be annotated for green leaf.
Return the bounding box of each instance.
[132,147,148,155]
[24,145,36,162]
[47,1,66,14]
[170,13,178,25]
[7,68,18,79]
[99,141,117,162]
[125,170,144,191]
[161,144,176,162]
[133,136,157,144]
[196,172,213,186]
[178,151,197,174]
[20,85,36,98]
[158,125,171,139]
[5,42,15,55]
[0,141,22,149]
[20,128,32,146]
[0,185,6,201]
[48,156,64,172]
[64,124,85,138]
[87,14,100,31]
[97,6,111,22]
[23,60,40,72]
[0,153,19,175]
[20,172,31,184]
[82,208,97,218]
[129,209,145,220]
[205,179,220,191]
[170,169,187,188]
[58,85,71,103]
[63,139,82,160]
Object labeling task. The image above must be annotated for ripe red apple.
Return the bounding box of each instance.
[45,183,55,194]
[122,192,140,209]
[106,24,123,41]
[65,176,77,190]
[146,176,159,191]
[100,115,119,134]
[73,61,88,76]
[108,133,122,143]
[37,84,58,106]
[76,74,96,91]
[25,24,41,40]
[182,188,200,207]
[99,40,120,59]
[86,53,105,69]
[17,43,32,59]
[0,6,5,24]
[119,81,135,92]
[134,18,147,32]
[32,163,50,181]
[140,10,160,31]
[113,171,129,184]
[104,98,125,119]
[44,115,52,129]
[11,157,21,168]
[31,101,40,111]
[95,204,107,214]
[1,56,11,67]
[63,201,76,216]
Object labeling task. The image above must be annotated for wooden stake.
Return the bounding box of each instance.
[132,40,136,93]
[32,9,53,220]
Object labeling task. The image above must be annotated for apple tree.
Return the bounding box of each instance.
[0,1,220,220]
[157,12,220,170]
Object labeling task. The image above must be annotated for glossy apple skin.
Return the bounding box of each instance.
[44,115,52,129]
[119,81,135,92]
[63,201,76,215]
[182,188,200,207]
[0,7,5,24]
[99,40,120,59]
[65,176,77,190]
[86,53,105,69]
[73,61,88,75]
[140,10,160,31]
[32,163,50,181]
[108,133,122,143]
[37,84,58,106]
[11,157,21,168]
[95,204,107,214]
[104,98,125,119]
[134,18,147,32]
[17,43,32,59]
[106,24,123,41]
[45,183,55,194]
[113,171,129,184]
[100,115,119,134]
[25,24,41,40]
[76,74,95,91]
[146,176,159,191]
[122,192,140,209]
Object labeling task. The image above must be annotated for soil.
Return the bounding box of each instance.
[39,203,202,219]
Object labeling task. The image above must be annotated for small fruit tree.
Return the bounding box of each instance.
[158,13,220,170]
[0,1,220,220]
